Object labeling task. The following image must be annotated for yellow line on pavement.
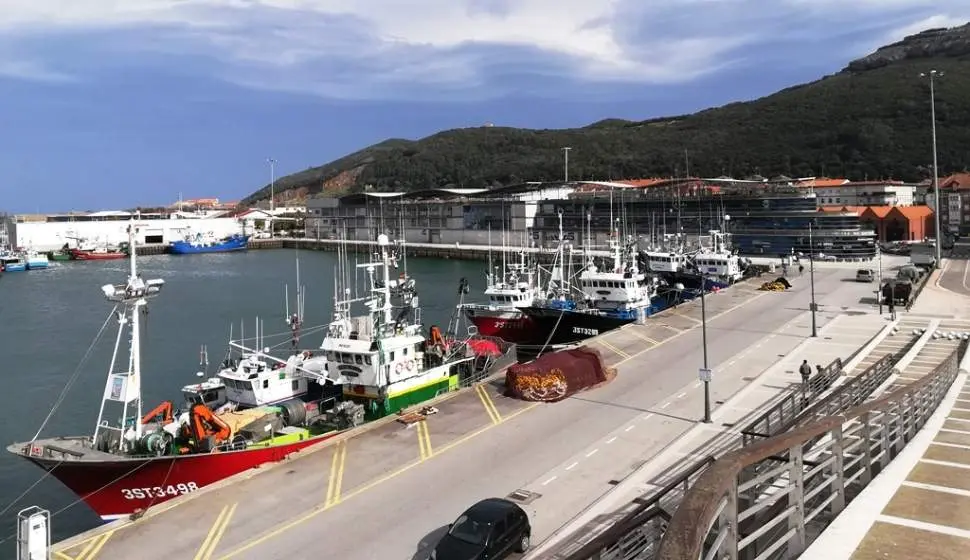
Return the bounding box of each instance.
[324,440,347,508]
[597,338,631,359]
[216,402,541,560]
[417,420,434,460]
[475,384,502,424]
[80,531,114,560]
[626,328,659,345]
[54,552,74,560]
[194,504,237,560]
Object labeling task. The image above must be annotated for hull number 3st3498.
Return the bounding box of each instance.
[122,482,199,500]
[573,327,599,336]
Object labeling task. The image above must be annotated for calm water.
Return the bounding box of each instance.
[0,248,484,553]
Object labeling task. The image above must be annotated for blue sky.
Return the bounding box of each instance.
[0,1,966,213]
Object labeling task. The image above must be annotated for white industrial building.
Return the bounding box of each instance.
[3,210,245,251]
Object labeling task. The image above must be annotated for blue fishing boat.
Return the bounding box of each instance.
[25,250,50,270]
[169,231,249,255]
[1,251,26,272]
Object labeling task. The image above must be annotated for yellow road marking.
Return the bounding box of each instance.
[475,384,502,424]
[417,420,434,460]
[216,402,541,560]
[672,311,702,324]
[194,503,237,560]
[597,338,631,359]
[54,552,74,560]
[80,531,114,560]
[613,290,770,368]
[324,440,347,508]
[626,329,659,345]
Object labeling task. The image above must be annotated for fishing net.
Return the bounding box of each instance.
[505,347,616,402]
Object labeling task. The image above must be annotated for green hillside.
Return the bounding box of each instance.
[244,23,970,204]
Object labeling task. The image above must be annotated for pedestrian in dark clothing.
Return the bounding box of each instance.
[799,264,805,276]
[799,359,812,389]
[888,299,896,319]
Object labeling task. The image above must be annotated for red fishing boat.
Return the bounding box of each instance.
[461,250,541,343]
[7,222,359,520]
[69,247,127,260]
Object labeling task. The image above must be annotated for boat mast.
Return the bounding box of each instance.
[93,220,164,447]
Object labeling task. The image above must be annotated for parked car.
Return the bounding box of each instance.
[856,269,875,282]
[432,498,531,560]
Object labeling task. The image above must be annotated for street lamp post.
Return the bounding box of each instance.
[809,220,818,337]
[562,147,571,183]
[921,69,943,268]
[876,243,883,314]
[267,158,278,212]
[700,274,712,423]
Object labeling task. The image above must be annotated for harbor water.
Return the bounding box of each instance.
[0,248,484,554]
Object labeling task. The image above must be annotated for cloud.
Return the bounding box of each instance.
[0,0,966,97]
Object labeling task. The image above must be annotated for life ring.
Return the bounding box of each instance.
[396,362,404,374]
[406,360,415,371]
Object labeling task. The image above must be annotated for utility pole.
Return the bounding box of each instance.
[267,157,278,212]
[562,147,571,183]
[700,274,712,423]
[809,220,817,337]
[921,70,943,268]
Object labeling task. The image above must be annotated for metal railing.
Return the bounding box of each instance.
[557,357,849,560]
[739,358,843,447]
[655,342,964,560]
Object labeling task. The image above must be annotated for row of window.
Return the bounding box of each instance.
[582,280,635,289]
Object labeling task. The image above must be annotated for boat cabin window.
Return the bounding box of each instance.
[390,351,396,361]
[292,380,299,391]
[355,354,363,365]
[402,348,408,356]
[262,379,269,389]
[364,355,372,365]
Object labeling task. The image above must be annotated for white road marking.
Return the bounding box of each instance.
[661,402,671,409]
[542,476,557,486]
[566,462,578,471]
[606,436,618,444]
[677,392,687,399]
[625,425,635,432]
[586,449,599,458]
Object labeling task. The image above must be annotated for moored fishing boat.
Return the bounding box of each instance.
[168,230,249,254]
[70,246,128,260]
[1,250,26,272]
[461,249,541,343]
[8,227,511,520]
[24,250,49,270]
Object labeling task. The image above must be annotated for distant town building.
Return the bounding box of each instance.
[801,179,917,206]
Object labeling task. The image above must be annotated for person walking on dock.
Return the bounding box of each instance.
[799,360,812,394]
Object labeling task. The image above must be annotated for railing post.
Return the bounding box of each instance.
[893,400,905,455]
[787,444,806,557]
[906,393,917,441]
[880,408,891,469]
[860,411,873,486]
[830,424,846,515]
[721,483,739,560]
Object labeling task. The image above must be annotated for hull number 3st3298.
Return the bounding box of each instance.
[573,327,599,336]
[122,482,199,500]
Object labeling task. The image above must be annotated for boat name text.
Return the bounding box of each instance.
[121,482,199,500]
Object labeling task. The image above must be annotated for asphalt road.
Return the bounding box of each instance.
[54,268,877,560]
[937,257,970,296]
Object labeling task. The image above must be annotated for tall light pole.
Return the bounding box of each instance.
[562,147,571,183]
[876,243,883,315]
[921,69,943,268]
[809,220,818,337]
[267,157,277,212]
[699,273,712,423]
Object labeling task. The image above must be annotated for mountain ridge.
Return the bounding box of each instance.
[244,23,970,205]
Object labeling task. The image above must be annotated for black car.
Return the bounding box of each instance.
[431,498,531,560]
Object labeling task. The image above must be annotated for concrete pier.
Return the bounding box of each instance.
[44,263,891,560]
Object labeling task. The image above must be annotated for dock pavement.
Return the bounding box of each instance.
[47,266,889,560]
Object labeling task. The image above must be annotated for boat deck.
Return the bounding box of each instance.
[48,273,853,560]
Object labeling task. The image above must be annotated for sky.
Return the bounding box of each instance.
[0,1,967,213]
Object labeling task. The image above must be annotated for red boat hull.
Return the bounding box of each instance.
[463,308,535,343]
[70,250,127,260]
[21,433,338,519]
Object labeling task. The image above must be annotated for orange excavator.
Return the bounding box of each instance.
[186,403,232,451]
[141,401,174,425]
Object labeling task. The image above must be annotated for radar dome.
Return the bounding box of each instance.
[377,234,390,246]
